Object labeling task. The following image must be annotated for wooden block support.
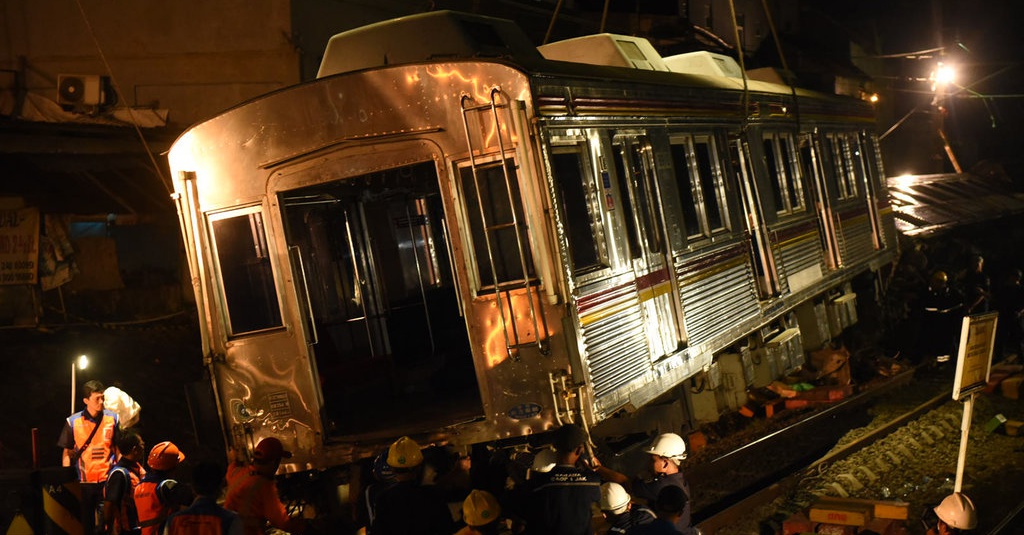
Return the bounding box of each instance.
[815,497,909,521]
[809,500,873,526]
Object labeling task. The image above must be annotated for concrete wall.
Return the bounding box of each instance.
[1,0,301,127]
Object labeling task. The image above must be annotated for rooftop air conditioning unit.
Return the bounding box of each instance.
[57,74,104,106]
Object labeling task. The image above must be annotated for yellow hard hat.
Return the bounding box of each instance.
[931,270,948,285]
[386,436,423,469]
[463,489,501,527]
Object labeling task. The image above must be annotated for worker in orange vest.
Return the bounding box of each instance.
[164,460,243,535]
[135,441,193,535]
[103,430,147,534]
[224,437,306,535]
[57,380,121,535]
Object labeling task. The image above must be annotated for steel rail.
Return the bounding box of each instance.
[695,372,950,533]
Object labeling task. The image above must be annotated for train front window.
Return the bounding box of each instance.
[209,208,283,336]
[279,160,480,437]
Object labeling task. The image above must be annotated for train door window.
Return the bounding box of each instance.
[763,132,806,215]
[612,138,662,254]
[694,135,729,233]
[549,141,607,274]
[826,133,858,200]
[801,133,842,269]
[730,137,781,297]
[208,207,283,335]
[860,132,887,249]
[845,133,869,193]
[610,146,641,259]
[668,135,703,239]
[458,158,536,291]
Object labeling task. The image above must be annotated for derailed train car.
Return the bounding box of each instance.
[167,11,896,475]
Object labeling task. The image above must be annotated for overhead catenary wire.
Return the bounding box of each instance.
[72,0,172,196]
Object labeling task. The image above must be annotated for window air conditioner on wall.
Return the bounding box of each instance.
[57,74,104,106]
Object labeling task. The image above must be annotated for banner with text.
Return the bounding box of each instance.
[0,207,40,285]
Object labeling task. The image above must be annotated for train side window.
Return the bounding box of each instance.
[459,158,536,290]
[209,208,283,335]
[551,145,606,273]
[694,136,728,233]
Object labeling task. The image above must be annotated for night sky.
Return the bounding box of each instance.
[815,0,1024,176]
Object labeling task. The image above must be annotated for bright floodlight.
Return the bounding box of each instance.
[933,63,956,86]
[76,354,89,370]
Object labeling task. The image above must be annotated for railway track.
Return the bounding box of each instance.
[688,362,1024,534]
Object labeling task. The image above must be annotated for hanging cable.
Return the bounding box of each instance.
[543,0,565,45]
[761,0,789,75]
[728,0,750,125]
[760,0,801,126]
[73,0,172,195]
[600,0,611,33]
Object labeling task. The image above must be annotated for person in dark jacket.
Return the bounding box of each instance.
[103,431,146,534]
[625,485,689,535]
[164,460,243,535]
[600,482,656,534]
[525,424,601,535]
[368,436,455,535]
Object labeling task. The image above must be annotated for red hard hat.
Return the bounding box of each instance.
[253,437,292,463]
[148,441,185,471]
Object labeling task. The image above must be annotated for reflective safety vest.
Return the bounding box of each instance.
[165,498,240,535]
[68,410,118,483]
[135,477,175,535]
[107,463,145,534]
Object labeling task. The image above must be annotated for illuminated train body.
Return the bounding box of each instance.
[168,11,896,472]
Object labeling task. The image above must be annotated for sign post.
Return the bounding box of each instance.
[951,312,998,493]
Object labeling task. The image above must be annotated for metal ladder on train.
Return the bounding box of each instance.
[459,88,548,359]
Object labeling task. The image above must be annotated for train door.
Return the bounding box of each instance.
[611,134,683,358]
[730,137,782,298]
[800,132,842,269]
[854,132,887,249]
[861,132,891,249]
[278,159,481,438]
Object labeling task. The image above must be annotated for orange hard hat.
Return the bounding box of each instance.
[148,441,185,471]
[253,437,292,463]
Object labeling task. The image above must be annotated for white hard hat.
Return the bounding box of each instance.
[600,482,630,515]
[645,433,687,461]
[934,492,977,530]
[531,447,557,473]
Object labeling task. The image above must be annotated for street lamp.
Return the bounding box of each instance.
[70,354,89,415]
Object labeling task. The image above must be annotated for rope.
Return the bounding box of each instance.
[72,0,172,196]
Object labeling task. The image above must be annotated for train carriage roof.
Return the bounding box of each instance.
[315,10,861,108]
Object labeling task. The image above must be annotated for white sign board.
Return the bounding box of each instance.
[952,312,998,401]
